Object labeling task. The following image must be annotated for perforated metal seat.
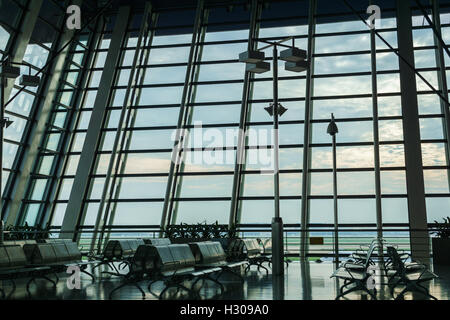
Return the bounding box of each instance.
[143,238,171,246]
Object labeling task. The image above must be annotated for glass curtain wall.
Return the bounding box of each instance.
[12,0,450,256]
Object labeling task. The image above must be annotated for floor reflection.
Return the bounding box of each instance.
[5,260,450,300]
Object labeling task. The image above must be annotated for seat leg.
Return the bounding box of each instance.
[133,282,146,299]
[109,282,128,300]
[148,280,159,298]
[394,286,410,300]
[222,267,245,283]
[6,279,16,300]
[203,274,225,296]
[0,285,5,300]
[42,275,57,288]
[158,285,171,300]
[340,280,355,294]
[177,283,195,299]
[26,277,36,298]
[335,283,362,300]
[81,269,96,283]
[414,282,438,300]
[257,262,269,275]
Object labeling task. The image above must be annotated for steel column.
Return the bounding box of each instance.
[229,0,260,227]
[5,0,82,226]
[396,0,430,263]
[40,17,104,229]
[431,0,450,192]
[0,0,43,222]
[60,6,130,240]
[331,133,338,262]
[370,0,383,247]
[299,0,317,259]
[169,9,208,225]
[92,3,155,253]
[160,0,205,229]
[1,0,43,103]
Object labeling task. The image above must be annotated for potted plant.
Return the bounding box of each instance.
[163,221,238,246]
[431,217,450,265]
[4,222,52,241]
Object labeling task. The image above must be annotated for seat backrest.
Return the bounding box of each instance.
[135,239,145,247]
[4,245,27,268]
[167,244,195,270]
[177,244,196,268]
[132,245,156,274]
[259,238,272,254]
[212,241,227,257]
[361,241,378,269]
[51,242,72,263]
[43,239,72,244]
[64,242,82,261]
[252,239,263,253]
[188,242,205,264]
[386,246,405,272]
[23,243,57,265]
[127,240,138,253]
[143,238,171,246]
[0,246,11,268]
[154,245,176,272]
[103,240,118,260]
[205,242,225,262]
[243,239,261,258]
[197,242,216,264]
[230,239,246,259]
[114,240,134,258]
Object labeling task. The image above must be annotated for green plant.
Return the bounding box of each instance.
[210,221,223,238]
[432,217,450,239]
[163,225,177,239]
[3,223,51,241]
[163,221,237,240]
[198,222,212,240]
[227,223,237,239]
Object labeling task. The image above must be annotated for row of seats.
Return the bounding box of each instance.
[189,242,227,266]
[109,241,247,299]
[0,239,94,299]
[23,242,82,265]
[0,245,28,269]
[101,238,172,261]
[227,238,270,260]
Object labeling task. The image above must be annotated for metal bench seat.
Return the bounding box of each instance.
[109,243,223,300]
[189,241,247,283]
[385,246,438,300]
[331,240,378,300]
[3,240,37,247]
[242,239,270,274]
[25,242,96,283]
[93,239,145,273]
[0,244,59,299]
[142,238,171,246]
[331,267,367,281]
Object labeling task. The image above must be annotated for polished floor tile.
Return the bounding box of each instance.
[3,260,450,300]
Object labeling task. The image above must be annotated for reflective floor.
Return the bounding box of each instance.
[4,260,450,300]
